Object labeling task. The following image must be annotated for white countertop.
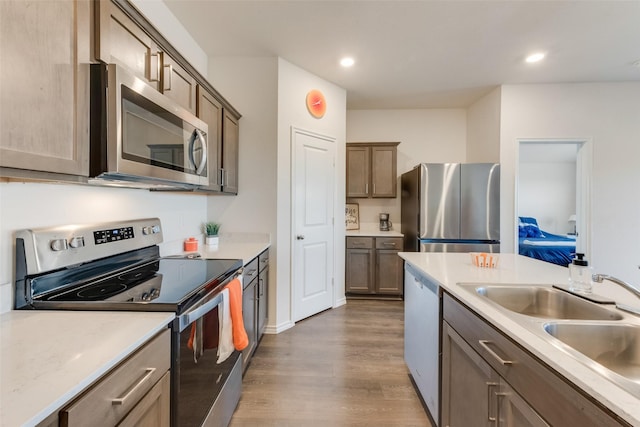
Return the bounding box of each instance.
[346,223,403,238]
[1,310,174,427]
[178,233,270,265]
[399,252,640,426]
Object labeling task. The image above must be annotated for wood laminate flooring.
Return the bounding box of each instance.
[229,299,432,427]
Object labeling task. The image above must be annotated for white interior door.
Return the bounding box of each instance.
[292,128,335,322]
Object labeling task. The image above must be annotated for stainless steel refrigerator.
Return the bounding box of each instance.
[401,163,500,252]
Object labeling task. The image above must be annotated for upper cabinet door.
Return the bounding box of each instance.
[346,145,370,198]
[162,54,197,114]
[222,111,239,194]
[0,0,90,176]
[197,86,222,191]
[346,142,399,199]
[96,0,160,90]
[371,145,397,197]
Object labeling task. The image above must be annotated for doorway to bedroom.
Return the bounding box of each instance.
[516,139,592,267]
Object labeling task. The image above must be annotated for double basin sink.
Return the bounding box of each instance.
[462,284,640,394]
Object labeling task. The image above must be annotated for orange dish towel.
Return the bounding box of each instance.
[226,278,249,351]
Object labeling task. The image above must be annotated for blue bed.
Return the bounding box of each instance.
[518,217,576,267]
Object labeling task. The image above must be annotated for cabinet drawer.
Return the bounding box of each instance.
[375,237,403,250]
[244,257,259,287]
[60,329,170,426]
[346,237,374,249]
[258,249,269,272]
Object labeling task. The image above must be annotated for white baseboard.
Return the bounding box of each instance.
[264,319,295,334]
[334,296,347,308]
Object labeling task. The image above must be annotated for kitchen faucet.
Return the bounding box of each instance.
[592,273,640,316]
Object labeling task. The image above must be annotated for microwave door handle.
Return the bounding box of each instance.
[189,129,207,175]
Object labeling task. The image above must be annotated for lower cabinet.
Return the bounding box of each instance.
[241,257,258,370]
[346,236,403,296]
[242,248,269,371]
[442,293,626,427]
[59,329,171,427]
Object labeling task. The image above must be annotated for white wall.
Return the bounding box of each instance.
[205,56,279,328]
[500,82,640,284]
[467,87,501,162]
[277,58,347,331]
[518,161,576,235]
[346,109,467,227]
[0,182,207,313]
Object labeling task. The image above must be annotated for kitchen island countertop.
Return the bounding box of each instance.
[1,310,174,427]
[399,252,640,426]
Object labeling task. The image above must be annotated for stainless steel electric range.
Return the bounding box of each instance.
[14,218,243,427]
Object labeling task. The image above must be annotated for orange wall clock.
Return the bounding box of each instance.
[306,89,326,118]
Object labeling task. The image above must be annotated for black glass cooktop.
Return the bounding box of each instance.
[30,250,241,313]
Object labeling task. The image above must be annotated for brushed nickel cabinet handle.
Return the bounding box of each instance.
[487,382,498,423]
[112,368,156,405]
[149,52,160,82]
[163,64,173,91]
[479,340,514,366]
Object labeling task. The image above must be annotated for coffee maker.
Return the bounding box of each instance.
[379,213,392,231]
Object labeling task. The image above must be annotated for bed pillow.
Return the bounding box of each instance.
[519,217,544,238]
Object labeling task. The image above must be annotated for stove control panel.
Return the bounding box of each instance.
[94,226,135,245]
[17,218,163,275]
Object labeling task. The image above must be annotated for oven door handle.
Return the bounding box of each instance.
[179,291,224,332]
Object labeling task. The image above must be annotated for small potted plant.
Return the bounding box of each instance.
[203,222,220,246]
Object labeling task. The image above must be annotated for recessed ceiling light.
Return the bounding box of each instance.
[525,53,545,63]
[340,57,355,68]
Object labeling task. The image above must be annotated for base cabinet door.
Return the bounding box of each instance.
[118,371,170,427]
[375,249,403,294]
[442,322,500,427]
[498,382,550,427]
[241,277,257,370]
[345,248,374,293]
[257,264,268,340]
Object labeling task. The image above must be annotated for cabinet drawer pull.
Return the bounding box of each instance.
[149,52,160,82]
[382,242,396,247]
[111,367,156,405]
[487,382,498,423]
[352,243,366,247]
[478,340,514,365]
[163,64,173,91]
[246,269,257,277]
[495,392,507,427]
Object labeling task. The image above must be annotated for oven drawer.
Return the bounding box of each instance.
[60,329,170,426]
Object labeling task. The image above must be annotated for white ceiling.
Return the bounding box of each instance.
[163,0,640,110]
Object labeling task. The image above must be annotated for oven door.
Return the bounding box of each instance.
[172,284,242,427]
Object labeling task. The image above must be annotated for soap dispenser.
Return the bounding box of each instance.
[569,253,592,294]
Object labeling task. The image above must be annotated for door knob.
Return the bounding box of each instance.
[296,235,305,240]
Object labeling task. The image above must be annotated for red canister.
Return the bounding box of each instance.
[184,237,198,252]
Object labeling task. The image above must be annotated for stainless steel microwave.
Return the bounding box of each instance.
[90,63,209,188]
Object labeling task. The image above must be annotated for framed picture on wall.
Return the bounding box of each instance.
[345,203,360,230]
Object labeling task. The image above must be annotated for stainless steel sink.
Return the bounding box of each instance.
[544,323,640,382]
[473,286,623,320]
